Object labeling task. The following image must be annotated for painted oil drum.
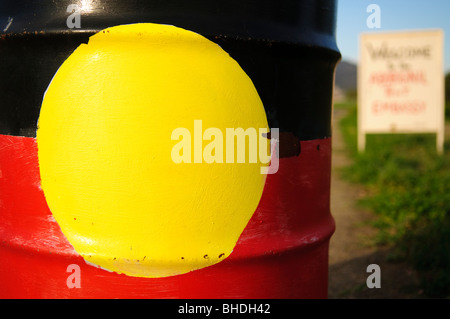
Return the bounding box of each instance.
[0,0,340,298]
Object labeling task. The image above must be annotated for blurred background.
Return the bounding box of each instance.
[329,0,450,298]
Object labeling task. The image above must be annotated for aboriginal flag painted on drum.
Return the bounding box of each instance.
[0,0,340,298]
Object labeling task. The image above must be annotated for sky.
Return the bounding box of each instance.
[337,0,450,72]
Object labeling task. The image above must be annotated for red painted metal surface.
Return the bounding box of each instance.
[0,134,334,298]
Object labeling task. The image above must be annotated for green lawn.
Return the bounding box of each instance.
[337,102,450,298]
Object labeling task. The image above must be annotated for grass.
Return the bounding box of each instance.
[337,102,450,298]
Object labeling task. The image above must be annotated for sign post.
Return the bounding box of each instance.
[358,30,445,154]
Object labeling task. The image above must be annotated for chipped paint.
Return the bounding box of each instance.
[36,23,269,278]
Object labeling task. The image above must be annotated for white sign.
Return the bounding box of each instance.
[358,30,445,153]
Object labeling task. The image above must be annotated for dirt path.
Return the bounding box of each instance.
[328,109,424,299]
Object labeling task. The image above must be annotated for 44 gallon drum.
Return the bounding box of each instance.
[0,0,340,298]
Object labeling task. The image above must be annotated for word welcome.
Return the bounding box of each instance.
[171,120,279,174]
[366,42,431,61]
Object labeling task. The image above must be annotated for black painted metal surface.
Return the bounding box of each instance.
[0,0,340,139]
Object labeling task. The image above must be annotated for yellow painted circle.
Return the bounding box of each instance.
[37,23,269,278]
